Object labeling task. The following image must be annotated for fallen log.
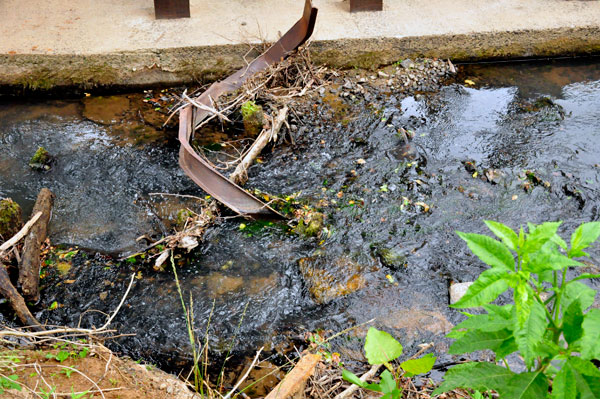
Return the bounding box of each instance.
[0,262,43,330]
[18,188,54,302]
[229,106,288,186]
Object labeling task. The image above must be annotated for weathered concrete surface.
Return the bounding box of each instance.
[1,0,600,90]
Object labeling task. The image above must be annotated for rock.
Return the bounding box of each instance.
[449,282,473,304]
[400,59,413,69]
[377,71,389,78]
[29,146,52,171]
[241,100,265,137]
[385,308,454,336]
[293,211,324,238]
[376,247,406,269]
[0,198,23,240]
[298,255,367,305]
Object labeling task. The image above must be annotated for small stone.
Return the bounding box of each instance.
[159,383,167,390]
[378,71,389,78]
[450,282,473,304]
[400,59,413,69]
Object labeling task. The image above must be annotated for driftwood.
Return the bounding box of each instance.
[0,262,43,330]
[229,106,289,186]
[18,188,54,302]
[0,211,41,256]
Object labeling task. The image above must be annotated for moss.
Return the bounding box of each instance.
[241,100,264,137]
[0,198,23,239]
[294,212,324,238]
[29,146,52,170]
[376,247,406,269]
[176,209,194,228]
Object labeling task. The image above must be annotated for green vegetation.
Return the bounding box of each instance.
[0,198,22,239]
[342,327,436,399]
[435,220,600,398]
[29,146,52,171]
[241,100,264,136]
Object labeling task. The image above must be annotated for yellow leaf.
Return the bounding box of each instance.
[464,79,475,86]
[386,274,395,283]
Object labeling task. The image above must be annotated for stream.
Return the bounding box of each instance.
[1,58,599,381]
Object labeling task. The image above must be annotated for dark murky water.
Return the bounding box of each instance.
[1,59,600,375]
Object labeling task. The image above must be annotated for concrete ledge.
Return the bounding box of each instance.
[1,26,600,92]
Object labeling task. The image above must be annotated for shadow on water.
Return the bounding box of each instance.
[2,59,600,377]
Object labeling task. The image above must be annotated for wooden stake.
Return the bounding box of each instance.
[18,188,54,302]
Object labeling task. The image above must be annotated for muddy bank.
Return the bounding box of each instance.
[2,27,600,93]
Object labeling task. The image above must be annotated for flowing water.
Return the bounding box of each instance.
[1,59,600,377]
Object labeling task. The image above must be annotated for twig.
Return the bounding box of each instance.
[223,347,263,399]
[229,106,288,185]
[0,211,42,254]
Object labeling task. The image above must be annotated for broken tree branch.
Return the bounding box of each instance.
[0,262,43,331]
[19,188,54,302]
[229,106,288,186]
[0,212,42,256]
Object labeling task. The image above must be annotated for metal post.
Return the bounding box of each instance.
[350,0,383,12]
[154,0,190,19]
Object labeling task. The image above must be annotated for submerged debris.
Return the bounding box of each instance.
[29,146,53,171]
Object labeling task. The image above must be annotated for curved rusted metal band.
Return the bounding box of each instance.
[178,0,318,219]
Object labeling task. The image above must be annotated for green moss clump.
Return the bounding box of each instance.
[0,198,23,239]
[29,146,52,170]
[176,209,194,228]
[294,212,324,238]
[376,247,406,269]
[241,100,264,137]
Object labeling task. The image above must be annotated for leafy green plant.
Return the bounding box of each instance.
[435,221,600,398]
[342,327,436,399]
[0,375,21,394]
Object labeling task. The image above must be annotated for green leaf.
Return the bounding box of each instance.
[432,362,514,395]
[449,329,515,358]
[500,371,549,399]
[379,370,399,394]
[450,313,513,334]
[552,364,577,399]
[566,358,600,399]
[562,282,596,313]
[523,252,585,273]
[551,233,569,251]
[563,299,584,345]
[523,222,562,253]
[364,327,403,364]
[570,222,600,258]
[514,283,535,328]
[451,268,510,308]
[513,297,547,369]
[485,220,518,251]
[573,273,600,282]
[342,369,367,388]
[56,351,70,362]
[579,309,600,360]
[457,231,515,271]
[400,353,436,377]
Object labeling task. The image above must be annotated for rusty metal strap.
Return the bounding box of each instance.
[178,0,317,219]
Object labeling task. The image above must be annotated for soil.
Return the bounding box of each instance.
[1,346,200,399]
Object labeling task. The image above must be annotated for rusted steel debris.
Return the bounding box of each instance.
[178,0,318,219]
